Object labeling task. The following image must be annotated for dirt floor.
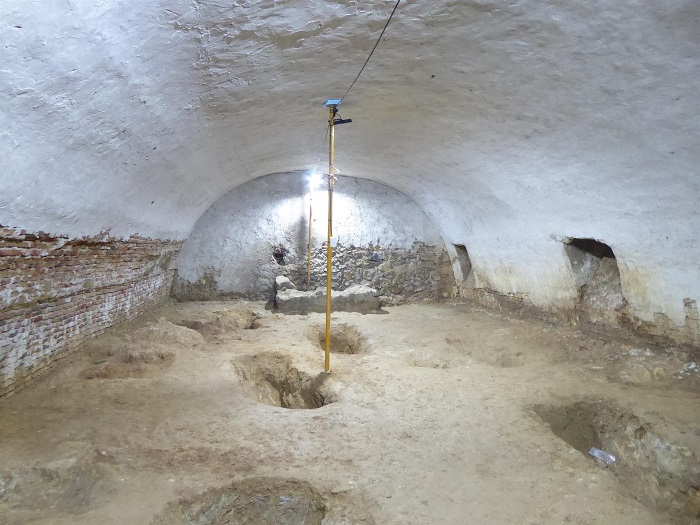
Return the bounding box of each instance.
[1,300,699,524]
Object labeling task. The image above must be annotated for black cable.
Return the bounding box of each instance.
[309,0,400,175]
[340,0,402,102]
[312,123,330,174]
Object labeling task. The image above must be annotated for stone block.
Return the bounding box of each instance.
[276,284,381,314]
[274,275,296,292]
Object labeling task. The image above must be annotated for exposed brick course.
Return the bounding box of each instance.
[0,226,181,397]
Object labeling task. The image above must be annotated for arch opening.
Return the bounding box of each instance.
[173,172,455,305]
[452,243,473,283]
[564,237,627,326]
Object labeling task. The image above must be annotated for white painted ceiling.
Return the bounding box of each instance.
[1,1,698,320]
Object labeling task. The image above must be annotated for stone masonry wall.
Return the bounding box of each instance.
[287,241,454,305]
[174,240,455,305]
[0,226,181,398]
[174,173,450,303]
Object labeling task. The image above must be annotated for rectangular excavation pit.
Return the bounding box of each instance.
[232,353,335,409]
[533,400,700,521]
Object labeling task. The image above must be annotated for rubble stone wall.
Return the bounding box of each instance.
[286,241,454,305]
[173,172,453,303]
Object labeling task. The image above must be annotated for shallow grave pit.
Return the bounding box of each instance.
[152,478,327,525]
[82,348,174,379]
[0,459,109,521]
[233,353,335,409]
[174,309,258,339]
[533,401,604,455]
[315,323,368,355]
[533,401,700,521]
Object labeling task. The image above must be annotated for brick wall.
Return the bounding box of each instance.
[0,226,182,398]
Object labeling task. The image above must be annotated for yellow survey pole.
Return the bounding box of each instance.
[324,106,335,374]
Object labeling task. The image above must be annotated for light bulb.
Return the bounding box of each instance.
[309,172,323,189]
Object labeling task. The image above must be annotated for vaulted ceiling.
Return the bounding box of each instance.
[1,1,698,319]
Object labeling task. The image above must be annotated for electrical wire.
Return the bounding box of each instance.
[309,0,402,174]
[306,1,402,335]
[340,0,402,102]
[312,123,330,175]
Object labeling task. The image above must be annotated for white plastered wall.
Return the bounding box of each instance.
[177,172,444,294]
[1,1,698,327]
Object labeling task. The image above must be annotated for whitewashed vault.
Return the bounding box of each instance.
[0,1,698,392]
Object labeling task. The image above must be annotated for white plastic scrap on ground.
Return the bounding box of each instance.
[678,361,699,377]
[628,348,654,358]
[589,447,617,467]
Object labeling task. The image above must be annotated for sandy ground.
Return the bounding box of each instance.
[0,300,699,525]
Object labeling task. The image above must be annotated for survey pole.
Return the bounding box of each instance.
[324,104,335,374]
[321,99,351,374]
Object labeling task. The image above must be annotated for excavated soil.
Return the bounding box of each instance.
[82,349,175,380]
[153,478,326,525]
[0,300,699,525]
[0,458,112,524]
[151,476,373,525]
